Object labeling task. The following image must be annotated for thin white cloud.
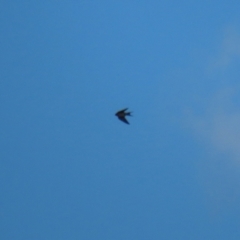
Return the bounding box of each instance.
[188,88,240,162]
[189,25,240,162]
[210,25,240,70]
[186,88,240,215]
[185,26,240,214]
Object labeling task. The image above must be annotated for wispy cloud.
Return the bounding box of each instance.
[209,25,240,70]
[188,88,240,162]
[186,25,240,214]
[188,25,240,162]
[186,88,240,215]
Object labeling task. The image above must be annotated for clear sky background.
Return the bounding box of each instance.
[1,1,240,239]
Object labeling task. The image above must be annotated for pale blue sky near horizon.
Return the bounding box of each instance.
[1,1,240,239]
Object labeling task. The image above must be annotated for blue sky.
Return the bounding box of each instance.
[1,1,240,239]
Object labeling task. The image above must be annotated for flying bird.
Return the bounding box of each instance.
[115,108,132,124]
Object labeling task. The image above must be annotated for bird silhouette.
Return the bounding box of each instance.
[115,108,132,124]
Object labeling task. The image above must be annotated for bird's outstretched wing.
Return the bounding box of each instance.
[116,108,128,114]
[118,116,129,124]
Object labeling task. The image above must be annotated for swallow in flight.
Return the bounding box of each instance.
[115,108,132,124]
